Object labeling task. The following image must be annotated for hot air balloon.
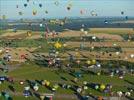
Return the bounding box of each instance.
[40,23,43,27]
[86,60,91,65]
[32,10,37,15]
[33,84,39,91]
[91,59,96,65]
[40,95,45,100]
[121,11,124,15]
[125,16,128,20]
[24,3,27,7]
[90,11,97,16]
[13,28,17,32]
[67,6,71,11]
[39,4,42,8]
[104,20,108,24]
[27,31,32,37]
[42,18,45,21]
[52,84,59,91]
[16,5,19,8]
[95,85,99,90]
[27,0,30,2]
[100,84,106,90]
[18,11,23,15]
[45,10,48,14]
[54,42,62,49]
[54,1,59,6]
[80,9,86,15]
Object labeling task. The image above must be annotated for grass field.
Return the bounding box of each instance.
[0,28,134,100]
[0,63,134,100]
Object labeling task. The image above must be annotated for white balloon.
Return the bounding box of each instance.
[80,28,84,32]
[40,24,43,27]
[0,49,3,53]
[92,36,96,40]
[113,43,117,46]
[130,54,134,58]
[84,31,88,35]
[116,52,120,55]
[97,64,101,68]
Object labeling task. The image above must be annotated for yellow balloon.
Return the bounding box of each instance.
[27,31,32,37]
[91,59,96,65]
[86,60,91,65]
[40,95,45,100]
[100,84,105,90]
[97,72,101,76]
[75,52,78,55]
[54,42,62,49]
[46,81,50,86]
[53,84,59,89]
[32,9,37,15]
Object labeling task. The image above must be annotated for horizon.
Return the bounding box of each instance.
[1,16,134,21]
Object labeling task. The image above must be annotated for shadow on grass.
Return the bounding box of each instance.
[124,80,134,85]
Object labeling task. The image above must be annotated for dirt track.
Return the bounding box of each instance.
[0,29,134,62]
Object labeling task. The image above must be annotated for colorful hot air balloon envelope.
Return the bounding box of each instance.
[27,31,32,37]
[27,0,30,2]
[4,93,10,100]
[16,5,19,8]
[53,84,59,89]
[80,9,86,15]
[45,10,48,14]
[104,20,108,24]
[67,6,71,11]
[91,59,96,65]
[100,84,105,90]
[32,10,37,15]
[46,81,50,86]
[125,16,128,20]
[86,60,91,65]
[13,28,17,32]
[40,95,45,100]
[54,42,62,49]
[24,3,27,7]
[39,4,42,7]
[91,11,97,16]
[54,1,59,6]
[121,11,124,15]
[95,85,99,90]
[40,23,43,27]
[23,90,30,97]
[18,12,23,15]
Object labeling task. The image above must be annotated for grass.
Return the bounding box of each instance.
[0,28,134,99]
[0,96,39,100]
[0,38,49,49]
[88,28,134,35]
[0,30,6,35]
[2,63,132,95]
[66,46,122,52]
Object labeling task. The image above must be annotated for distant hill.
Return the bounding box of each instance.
[0,17,134,32]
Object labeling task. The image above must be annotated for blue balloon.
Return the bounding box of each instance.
[39,4,42,7]
[24,3,27,7]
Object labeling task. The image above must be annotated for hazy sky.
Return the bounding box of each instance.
[0,0,134,19]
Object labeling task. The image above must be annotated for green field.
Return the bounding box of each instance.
[0,62,134,100]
